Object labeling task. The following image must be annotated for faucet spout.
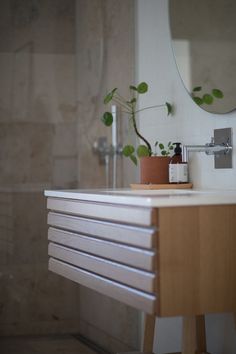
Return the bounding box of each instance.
[182,141,232,162]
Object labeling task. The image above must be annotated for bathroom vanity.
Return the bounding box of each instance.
[44,188,236,353]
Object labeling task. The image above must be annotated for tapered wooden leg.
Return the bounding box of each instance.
[142,314,156,353]
[182,316,197,354]
[182,315,210,354]
[196,315,207,352]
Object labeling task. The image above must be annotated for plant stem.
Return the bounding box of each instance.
[121,110,133,114]
[112,96,131,111]
[130,111,152,156]
[112,97,131,112]
[116,92,132,107]
[135,104,165,114]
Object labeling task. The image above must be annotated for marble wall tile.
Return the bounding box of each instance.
[79,286,140,352]
[53,123,77,157]
[75,0,136,189]
[73,0,139,350]
[53,157,78,189]
[0,262,81,336]
[0,0,75,54]
[0,123,54,185]
[0,0,137,350]
[0,0,81,338]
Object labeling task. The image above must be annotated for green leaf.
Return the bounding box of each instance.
[193,96,203,105]
[130,154,137,165]
[203,94,213,105]
[159,143,164,150]
[137,82,148,94]
[104,88,117,104]
[137,144,150,158]
[130,98,137,103]
[192,86,202,92]
[212,89,224,98]
[129,85,137,91]
[169,145,174,150]
[165,102,172,115]
[101,112,113,126]
[161,150,167,156]
[168,141,172,146]
[154,141,159,147]
[122,145,135,157]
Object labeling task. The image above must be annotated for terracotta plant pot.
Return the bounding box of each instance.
[140,156,171,184]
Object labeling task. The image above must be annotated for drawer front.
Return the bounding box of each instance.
[48,212,157,249]
[47,197,156,226]
[48,227,156,271]
[46,197,158,313]
[49,258,157,314]
[48,242,156,292]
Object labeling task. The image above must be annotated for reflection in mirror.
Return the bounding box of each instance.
[169,0,236,114]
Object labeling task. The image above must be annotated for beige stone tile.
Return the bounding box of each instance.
[0,123,54,185]
[10,192,48,265]
[0,0,135,348]
[53,123,77,157]
[79,287,139,351]
[52,157,77,188]
[0,262,80,335]
[0,335,96,354]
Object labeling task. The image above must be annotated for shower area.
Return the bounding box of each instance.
[0,0,139,353]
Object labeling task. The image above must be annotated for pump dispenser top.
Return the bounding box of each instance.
[171,142,182,163]
[173,142,182,155]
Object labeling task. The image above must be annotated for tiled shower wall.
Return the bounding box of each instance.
[0,0,138,352]
[75,1,139,352]
[0,0,80,336]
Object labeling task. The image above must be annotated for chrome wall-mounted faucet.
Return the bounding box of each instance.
[93,105,123,187]
[92,136,122,188]
[182,128,232,168]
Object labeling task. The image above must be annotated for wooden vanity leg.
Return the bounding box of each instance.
[142,313,156,352]
[182,315,208,354]
[196,315,207,352]
[182,316,197,354]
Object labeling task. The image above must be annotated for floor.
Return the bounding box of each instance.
[0,334,99,354]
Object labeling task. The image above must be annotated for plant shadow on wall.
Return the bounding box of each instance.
[101,82,174,184]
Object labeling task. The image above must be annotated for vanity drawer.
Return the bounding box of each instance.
[49,257,157,314]
[48,227,156,271]
[47,197,156,226]
[47,212,157,249]
[48,242,156,292]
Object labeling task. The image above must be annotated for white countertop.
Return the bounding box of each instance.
[44,188,236,208]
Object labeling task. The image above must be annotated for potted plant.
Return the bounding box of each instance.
[101,82,173,184]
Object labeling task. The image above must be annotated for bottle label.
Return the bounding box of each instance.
[169,164,188,183]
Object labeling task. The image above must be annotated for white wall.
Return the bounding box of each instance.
[135,1,236,353]
[136,0,236,190]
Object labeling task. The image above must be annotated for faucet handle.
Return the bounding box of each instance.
[209,137,215,146]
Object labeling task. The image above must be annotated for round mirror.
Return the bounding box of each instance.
[169,0,236,114]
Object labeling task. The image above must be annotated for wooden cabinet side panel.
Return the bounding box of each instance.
[158,205,236,317]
